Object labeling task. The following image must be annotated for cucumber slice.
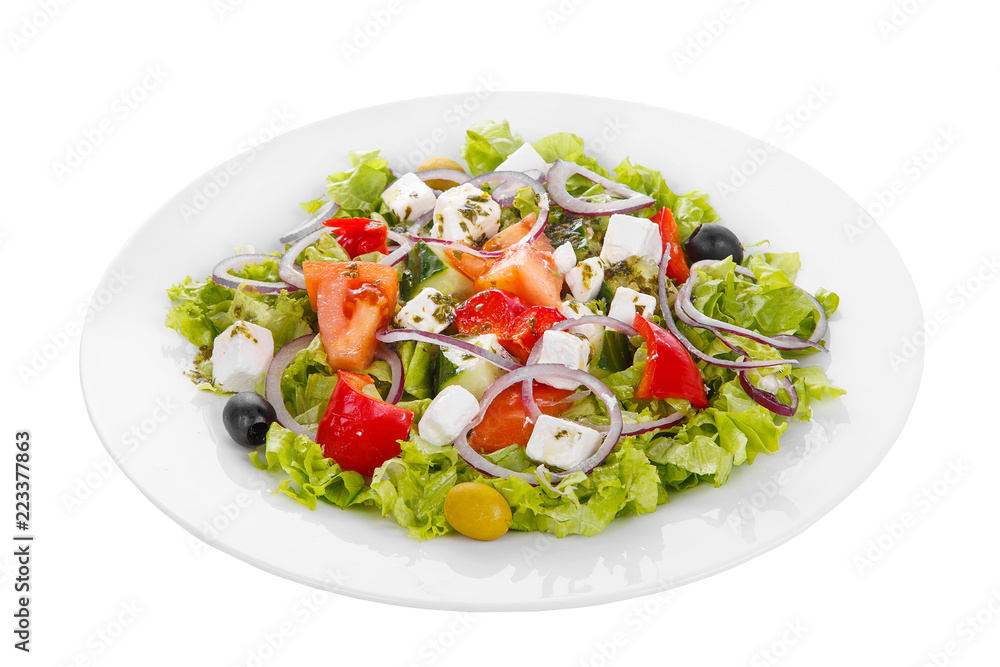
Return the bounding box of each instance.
[595,330,631,375]
[403,241,474,302]
[436,334,508,400]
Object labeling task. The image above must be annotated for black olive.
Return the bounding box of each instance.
[684,224,744,265]
[223,392,277,448]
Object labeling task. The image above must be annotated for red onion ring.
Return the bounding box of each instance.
[546,159,655,217]
[738,370,799,418]
[279,200,338,244]
[374,343,404,404]
[656,251,795,370]
[264,334,318,438]
[380,230,415,267]
[551,315,638,338]
[678,260,824,352]
[212,254,298,294]
[375,329,521,372]
[407,210,433,236]
[466,170,545,208]
[453,364,624,485]
[488,168,546,207]
[277,228,327,290]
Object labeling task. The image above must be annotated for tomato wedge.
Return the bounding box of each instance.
[454,289,529,337]
[481,213,553,254]
[633,314,707,408]
[475,243,563,308]
[467,383,574,454]
[316,370,414,477]
[650,206,690,284]
[303,261,398,372]
[500,305,566,363]
[321,217,389,257]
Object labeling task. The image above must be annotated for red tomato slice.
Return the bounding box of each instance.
[500,305,566,363]
[475,243,563,308]
[467,383,574,454]
[633,314,707,408]
[453,289,529,337]
[650,206,690,284]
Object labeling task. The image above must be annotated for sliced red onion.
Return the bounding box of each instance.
[265,334,318,438]
[374,343,404,404]
[279,200,338,244]
[734,265,830,346]
[546,159,655,217]
[407,210,433,236]
[551,315,638,338]
[678,260,823,352]
[738,370,799,418]
[380,230,415,267]
[656,252,794,370]
[466,170,545,208]
[278,228,327,290]
[453,364,623,485]
[212,254,297,294]
[593,412,686,436]
[409,168,469,190]
[375,329,521,372]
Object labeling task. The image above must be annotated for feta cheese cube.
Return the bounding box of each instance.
[431,183,501,245]
[552,241,577,276]
[395,287,454,333]
[496,143,549,174]
[525,414,602,471]
[212,321,274,392]
[557,299,604,350]
[608,286,658,325]
[439,333,513,400]
[382,172,437,223]
[600,214,663,266]
[565,257,604,302]
[533,329,591,390]
[418,385,480,446]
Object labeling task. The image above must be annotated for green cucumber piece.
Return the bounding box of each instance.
[435,335,506,400]
[403,241,474,302]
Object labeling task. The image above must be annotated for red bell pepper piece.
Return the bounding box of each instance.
[650,206,690,284]
[322,217,389,257]
[316,370,414,477]
[632,314,708,408]
[454,289,529,337]
[500,306,566,363]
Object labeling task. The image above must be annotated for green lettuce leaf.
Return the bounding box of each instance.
[325,150,394,216]
[460,120,524,175]
[613,158,719,239]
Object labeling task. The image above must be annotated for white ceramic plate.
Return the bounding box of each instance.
[81,93,922,611]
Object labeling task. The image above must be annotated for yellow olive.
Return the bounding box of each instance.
[444,482,512,541]
[417,157,466,190]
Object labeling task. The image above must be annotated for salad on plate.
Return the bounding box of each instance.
[165,120,844,541]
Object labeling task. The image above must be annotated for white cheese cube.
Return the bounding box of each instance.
[557,299,604,350]
[212,321,274,392]
[496,143,549,174]
[382,172,437,223]
[525,414,602,471]
[532,329,591,390]
[608,286,658,325]
[431,183,501,245]
[552,241,577,276]
[439,334,513,400]
[418,385,480,446]
[565,257,604,302]
[600,214,663,266]
[395,287,454,333]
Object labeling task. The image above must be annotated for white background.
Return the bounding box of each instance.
[3,0,998,665]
